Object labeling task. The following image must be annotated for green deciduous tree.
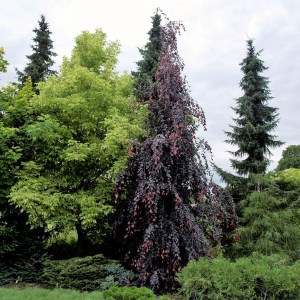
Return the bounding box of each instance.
[0,47,8,73]
[132,12,162,102]
[16,15,57,91]
[0,79,36,258]
[276,145,300,170]
[10,29,146,255]
[0,117,20,257]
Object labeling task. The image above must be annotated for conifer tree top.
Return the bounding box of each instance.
[132,11,162,102]
[16,14,57,91]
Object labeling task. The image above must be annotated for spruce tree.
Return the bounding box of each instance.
[132,12,161,102]
[215,40,283,199]
[113,17,236,293]
[226,39,283,176]
[16,15,57,92]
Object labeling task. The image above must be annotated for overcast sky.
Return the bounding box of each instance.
[1,0,299,183]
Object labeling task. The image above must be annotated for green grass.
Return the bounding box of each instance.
[0,287,105,300]
[0,286,184,300]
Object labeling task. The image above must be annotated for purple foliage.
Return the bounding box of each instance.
[113,17,236,292]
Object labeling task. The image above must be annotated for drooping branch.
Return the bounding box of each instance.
[113,16,236,293]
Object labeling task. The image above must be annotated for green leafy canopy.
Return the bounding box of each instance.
[9,29,147,248]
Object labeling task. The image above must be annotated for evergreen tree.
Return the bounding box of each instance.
[113,17,236,293]
[132,12,161,102]
[231,175,300,260]
[16,15,57,92]
[215,39,283,199]
[226,39,283,175]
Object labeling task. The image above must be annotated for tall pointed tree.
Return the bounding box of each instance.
[16,15,57,92]
[113,17,236,293]
[215,39,283,199]
[132,12,161,102]
[227,39,283,175]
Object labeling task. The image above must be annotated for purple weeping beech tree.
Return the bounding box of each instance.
[113,16,236,292]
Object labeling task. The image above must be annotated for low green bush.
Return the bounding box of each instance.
[39,254,133,291]
[0,252,48,285]
[102,286,155,300]
[177,253,300,299]
[0,237,49,285]
[232,190,300,260]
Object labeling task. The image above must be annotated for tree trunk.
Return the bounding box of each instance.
[75,222,88,257]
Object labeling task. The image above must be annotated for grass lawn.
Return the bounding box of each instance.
[0,285,185,299]
[0,287,105,300]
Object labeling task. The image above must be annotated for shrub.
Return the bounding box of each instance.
[102,286,155,300]
[39,254,133,291]
[233,190,300,259]
[0,237,49,285]
[177,254,300,299]
[0,252,48,285]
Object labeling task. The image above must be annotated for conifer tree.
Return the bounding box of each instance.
[16,15,57,92]
[113,17,236,293]
[226,39,283,175]
[132,12,161,102]
[215,39,283,198]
